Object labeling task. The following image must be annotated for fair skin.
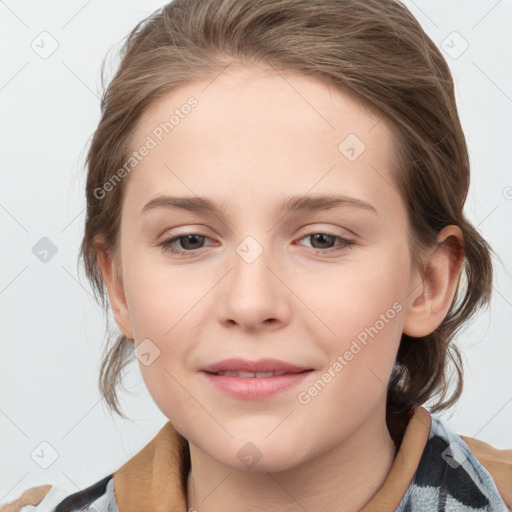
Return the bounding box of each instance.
[96,64,464,512]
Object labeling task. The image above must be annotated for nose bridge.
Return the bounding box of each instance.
[235,234,267,267]
[230,233,277,296]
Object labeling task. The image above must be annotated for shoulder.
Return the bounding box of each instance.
[414,414,512,511]
[460,433,512,511]
[0,475,115,512]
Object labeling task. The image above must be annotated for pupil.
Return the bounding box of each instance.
[312,233,334,249]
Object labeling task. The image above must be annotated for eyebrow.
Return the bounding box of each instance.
[141,193,378,216]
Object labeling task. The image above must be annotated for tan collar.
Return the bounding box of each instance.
[113,406,431,512]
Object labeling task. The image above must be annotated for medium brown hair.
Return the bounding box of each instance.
[79,0,493,420]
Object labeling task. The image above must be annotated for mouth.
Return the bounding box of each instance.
[201,368,314,399]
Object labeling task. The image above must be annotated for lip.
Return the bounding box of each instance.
[199,358,314,399]
[200,358,311,374]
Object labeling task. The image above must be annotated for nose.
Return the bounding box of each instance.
[215,237,292,332]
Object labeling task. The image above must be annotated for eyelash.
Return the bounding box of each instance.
[158,231,355,256]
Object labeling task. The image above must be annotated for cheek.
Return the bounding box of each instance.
[319,249,408,336]
[122,246,204,340]
[310,248,408,389]
[126,276,197,420]
[121,249,210,406]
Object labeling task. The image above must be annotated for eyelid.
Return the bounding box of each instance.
[157,225,212,241]
[295,223,357,240]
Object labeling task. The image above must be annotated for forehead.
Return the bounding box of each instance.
[133,64,392,145]
[125,65,402,219]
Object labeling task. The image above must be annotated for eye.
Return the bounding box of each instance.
[158,231,355,256]
[159,233,214,255]
[296,232,355,253]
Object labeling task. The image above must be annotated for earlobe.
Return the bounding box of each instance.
[94,237,135,341]
[403,225,464,338]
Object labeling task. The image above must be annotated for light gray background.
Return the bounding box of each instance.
[1,0,511,503]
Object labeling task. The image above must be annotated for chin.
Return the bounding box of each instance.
[211,436,311,474]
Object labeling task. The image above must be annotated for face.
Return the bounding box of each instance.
[112,64,419,471]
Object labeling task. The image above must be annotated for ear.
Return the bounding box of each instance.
[94,236,134,341]
[402,225,465,337]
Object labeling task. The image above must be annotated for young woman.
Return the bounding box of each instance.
[4,0,511,510]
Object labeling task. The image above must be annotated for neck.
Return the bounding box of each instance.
[186,402,397,512]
